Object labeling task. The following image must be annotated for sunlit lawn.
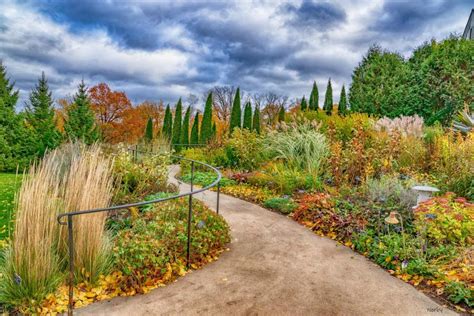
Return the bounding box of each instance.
[0,173,22,240]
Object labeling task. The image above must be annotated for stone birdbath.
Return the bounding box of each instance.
[411,185,440,209]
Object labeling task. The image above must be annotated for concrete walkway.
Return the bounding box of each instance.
[79,166,454,316]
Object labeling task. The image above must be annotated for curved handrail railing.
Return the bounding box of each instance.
[57,153,222,315]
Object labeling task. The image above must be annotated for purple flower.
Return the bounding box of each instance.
[401,259,408,269]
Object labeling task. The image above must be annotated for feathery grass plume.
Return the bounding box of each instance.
[0,151,63,308]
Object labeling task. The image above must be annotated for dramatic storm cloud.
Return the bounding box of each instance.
[0,0,471,107]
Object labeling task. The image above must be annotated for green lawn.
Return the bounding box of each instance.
[0,173,22,240]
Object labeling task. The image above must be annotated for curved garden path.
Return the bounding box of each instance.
[79,166,454,315]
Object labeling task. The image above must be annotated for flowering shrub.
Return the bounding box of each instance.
[414,193,474,247]
[375,115,424,138]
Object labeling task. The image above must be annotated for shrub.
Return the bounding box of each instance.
[414,193,473,247]
[365,175,417,210]
[226,129,264,171]
[374,115,424,138]
[220,184,275,204]
[180,171,235,187]
[263,197,297,214]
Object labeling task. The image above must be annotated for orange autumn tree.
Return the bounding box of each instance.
[118,101,166,144]
[89,83,132,143]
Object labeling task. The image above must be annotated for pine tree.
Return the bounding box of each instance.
[323,79,333,115]
[171,98,182,147]
[0,62,19,110]
[309,81,319,110]
[26,72,61,156]
[338,84,348,116]
[278,106,285,122]
[300,96,308,111]
[162,104,173,140]
[64,80,100,144]
[190,112,199,144]
[180,106,191,147]
[200,92,213,143]
[229,87,241,135]
[145,117,153,143]
[243,101,252,130]
[252,105,261,134]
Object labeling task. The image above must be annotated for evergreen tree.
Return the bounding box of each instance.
[308,81,319,111]
[26,72,61,156]
[211,122,217,139]
[64,80,100,144]
[300,96,307,111]
[323,79,333,115]
[144,117,153,143]
[162,104,173,140]
[252,105,261,134]
[0,62,19,109]
[338,85,348,115]
[200,92,213,143]
[229,87,241,135]
[180,106,191,147]
[278,106,285,122]
[190,112,200,144]
[243,101,252,129]
[171,98,182,147]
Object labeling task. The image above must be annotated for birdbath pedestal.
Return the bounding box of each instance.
[411,185,439,209]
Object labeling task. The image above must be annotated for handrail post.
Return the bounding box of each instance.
[190,161,194,192]
[67,215,74,316]
[186,194,192,268]
[217,181,220,214]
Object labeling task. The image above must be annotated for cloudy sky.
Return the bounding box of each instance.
[0,0,471,108]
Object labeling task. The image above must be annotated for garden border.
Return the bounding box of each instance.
[56,152,222,315]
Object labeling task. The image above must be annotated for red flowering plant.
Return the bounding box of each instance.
[414,193,474,247]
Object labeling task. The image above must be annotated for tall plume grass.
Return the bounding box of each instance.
[0,143,114,308]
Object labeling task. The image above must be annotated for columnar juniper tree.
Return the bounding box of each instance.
[243,101,252,130]
[252,105,261,134]
[200,92,213,143]
[190,112,200,144]
[162,104,173,140]
[229,87,241,135]
[278,106,285,122]
[300,96,308,111]
[323,79,333,115]
[25,72,61,156]
[171,98,182,148]
[308,81,319,111]
[144,117,153,143]
[180,106,191,147]
[338,84,348,115]
[64,80,100,144]
[211,122,217,140]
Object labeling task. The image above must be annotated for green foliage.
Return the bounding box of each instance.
[338,84,347,115]
[323,79,333,115]
[300,96,307,111]
[200,92,213,143]
[180,171,236,187]
[172,98,182,147]
[229,88,241,135]
[0,173,21,240]
[64,81,100,144]
[180,106,191,147]
[190,112,199,145]
[0,62,19,110]
[144,117,153,143]
[162,104,173,140]
[243,102,252,130]
[445,281,473,307]
[308,81,319,111]
[263,197,297,214]
[278,106,285,122]
[252,105,261,134]
[226,129,265,170]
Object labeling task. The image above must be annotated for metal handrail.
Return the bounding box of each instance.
[57,152,222,315]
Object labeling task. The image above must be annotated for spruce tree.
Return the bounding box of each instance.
[278,106,285,122]
[64,80,100,144]
[200,92,213,143]
[171,98,182,147]
[338,84,348,116]
[145,117,153,143]
[309,81,319,110]
[162,104,173,140]
[190,112,200,144]
[300,96,308,111]
[323,79,333,115]
[243,101,252,130]
[252,105,261,134]
[0,62,19,109]
[26,72,61,156]
[180,106,191,147]
[229,87,241,135]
